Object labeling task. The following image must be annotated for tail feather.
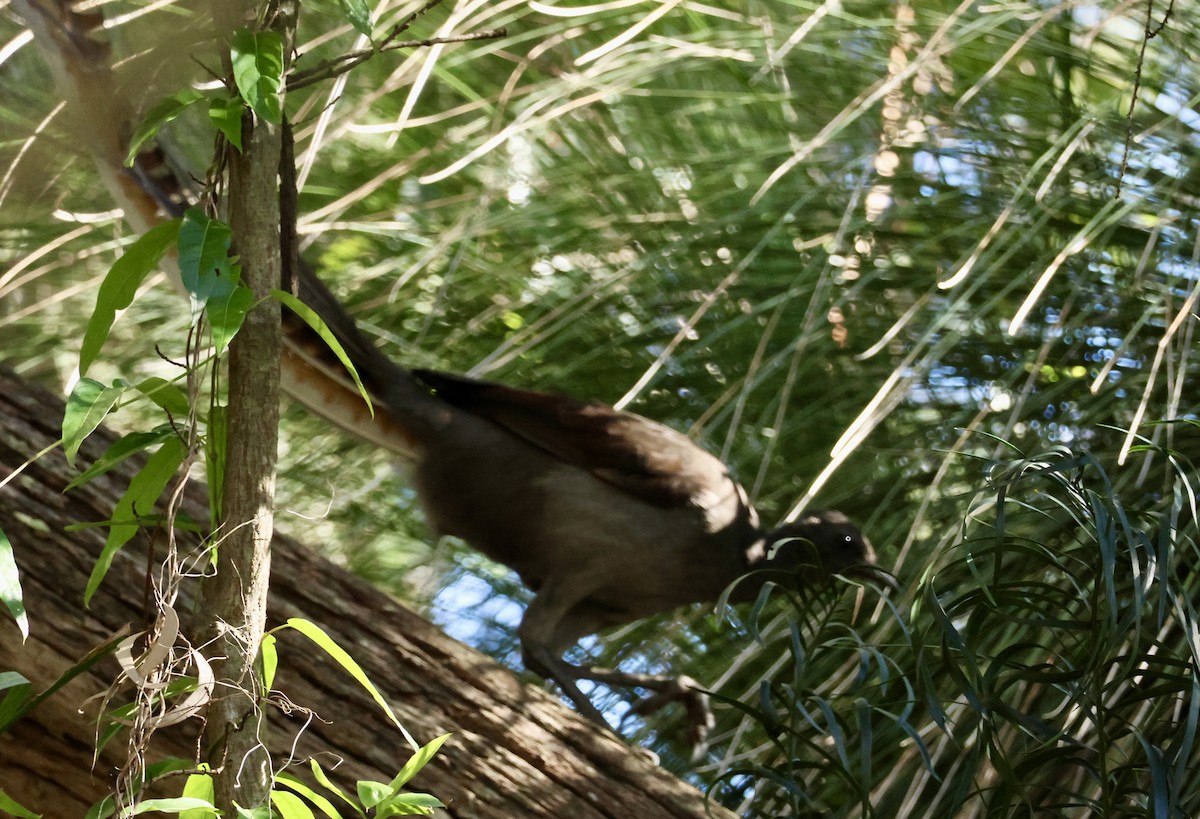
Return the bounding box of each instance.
[284,261,443,459]
[115,141,438,459]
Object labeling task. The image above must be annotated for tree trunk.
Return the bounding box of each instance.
[0,366,730,819]
[197,12,290,810]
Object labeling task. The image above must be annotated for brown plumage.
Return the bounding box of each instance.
[286,266,885,747]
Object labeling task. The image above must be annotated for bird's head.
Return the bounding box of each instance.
[748,510,895,592]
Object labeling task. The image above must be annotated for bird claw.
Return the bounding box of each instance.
[531,648,716,759]
[629,675,714,760]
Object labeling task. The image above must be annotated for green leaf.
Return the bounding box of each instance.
[281,618,413,746]
[0,672,33,731]
[119,798,217,817]
[0,630,123,732]
[206,404,227,528]
[339,0,373,37]
[208,283,255,355]
[0,529,28,640]
[208,94,244,151]
[84,436,187,605]
[178,209,236,306]
[308,760,362,816]
[275,774,343,819]
[355,781,389,810]
[378,792,445,816]
[65,514,199,535]
[230,29,284,125]
[79,219,181,376]
[260,633,278,693]
[0,670,30,691]
[85,794,114,819]
[271,289,373,416]
[270,791,315,819]
[135,377,191,418]
[65,427,176,491]
[124,89,206,166]
[397,795,444,809]
[0,789,41,819]
[179,771,215,819]
[63,378,128,467]
[388,734,449,791]
[233,806,271,819]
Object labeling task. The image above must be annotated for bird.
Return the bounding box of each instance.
[282,265,886,747]
[96,132,882,746]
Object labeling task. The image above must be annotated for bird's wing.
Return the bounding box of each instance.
[412,369,735,509]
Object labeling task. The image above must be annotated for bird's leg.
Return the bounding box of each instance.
[519,583,713,757]
[519,580,614,728]
[525,651,714,759]
[521,641,611,727]
[572,666,714,757]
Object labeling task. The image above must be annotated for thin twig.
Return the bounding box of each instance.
[383,0,448,47]
[1116,0,1176,196]
[288,29,507,91]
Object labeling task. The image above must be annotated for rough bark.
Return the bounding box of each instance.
[197,18,290,810]
[0,366,731,818]
[203,164,279,806]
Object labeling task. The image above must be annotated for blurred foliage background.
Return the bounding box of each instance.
[2,0,1199,815]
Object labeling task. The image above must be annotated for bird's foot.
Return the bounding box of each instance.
[523,644,714,759]
[570,666,714,760]
[628,674,714,760]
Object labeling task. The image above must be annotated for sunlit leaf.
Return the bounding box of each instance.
[179,770,215,819]
[0,529,27,640]
[233,806,271,819]
[355,781,388,810]
[79,219,180,376]
[269,791,314,819]
[272,289,372,415]
[230,29,284,125]
[208,94,244,151]
[260,633,278,694]
[308,760,361,816]
[279,618,414,748]
[119,798,218,817]
[379,792,444,815]
[388,733,449,790]
[339,0,372,37]
[275,772,343,819]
